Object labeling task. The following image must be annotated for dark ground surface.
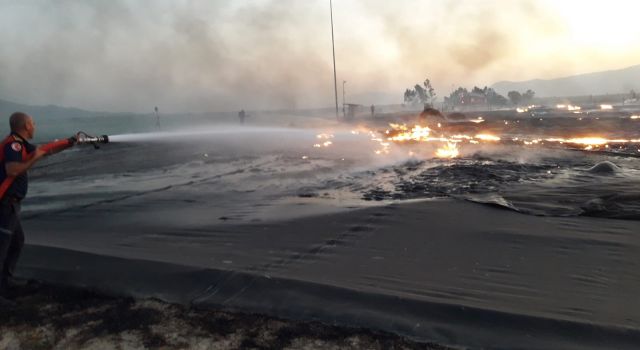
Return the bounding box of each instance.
[0,280,451,350]
[7,109,640,349]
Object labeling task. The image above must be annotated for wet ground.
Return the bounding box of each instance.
[7,108,640,349]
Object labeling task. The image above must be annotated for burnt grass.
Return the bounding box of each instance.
[362,158,558,201]
[0,280,451,349]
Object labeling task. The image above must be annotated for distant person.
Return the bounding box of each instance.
[370,104,375,117]
[238,109,246,124]
[154,106,160,130]
[0,112,47,306]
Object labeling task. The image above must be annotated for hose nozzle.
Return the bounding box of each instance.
[75,132,109,149]
[39,132,110,155]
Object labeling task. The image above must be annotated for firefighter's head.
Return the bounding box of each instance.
[9,112,35,140]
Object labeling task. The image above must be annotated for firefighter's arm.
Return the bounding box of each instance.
[40,136,77,155]
[5,147,47,177]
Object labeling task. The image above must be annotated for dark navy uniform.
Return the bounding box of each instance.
[0,132,35,292]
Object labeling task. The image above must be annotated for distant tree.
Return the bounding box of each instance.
[423,79,436,105]
[404,78,436,106]
[453,87,468,96]
[508,91,522,106]
[522,89,535,104]
[631,89,637,100]
[485,88,508,106]
[444,87,467,107]
[450,87,468,100]
[414,84,427,104]
[404,88,417,104]
[471,86,485,95]
[460,86,507,108]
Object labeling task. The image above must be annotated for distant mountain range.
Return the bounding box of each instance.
[0,98,105,119]
[4,64,640,116]
[492,64,640,98]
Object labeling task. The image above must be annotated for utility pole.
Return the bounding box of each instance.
[342,80,347,118]
[330,0,339,121]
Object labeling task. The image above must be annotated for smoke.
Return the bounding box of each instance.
[0,1,334,113]
[1,0,639,113]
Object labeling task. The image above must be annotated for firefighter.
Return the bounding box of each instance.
[0,112,46,305]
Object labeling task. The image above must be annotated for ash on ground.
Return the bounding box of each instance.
[0,281,450,350]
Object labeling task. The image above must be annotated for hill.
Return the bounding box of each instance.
[492,64,640,97]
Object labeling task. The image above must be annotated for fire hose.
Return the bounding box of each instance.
[0,131,109,199]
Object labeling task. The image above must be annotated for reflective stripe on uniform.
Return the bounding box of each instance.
[0,228,12,236]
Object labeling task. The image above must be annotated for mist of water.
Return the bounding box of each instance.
[103,125,427,174]
[108,126,312,143]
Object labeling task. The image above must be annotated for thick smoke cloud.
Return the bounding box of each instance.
[0,0,639,113]
[0,1,333,112]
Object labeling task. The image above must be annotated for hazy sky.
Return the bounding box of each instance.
[1,0,639,113]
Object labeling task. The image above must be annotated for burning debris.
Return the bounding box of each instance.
[310,110,640,160]
[435,142,459,159]
[314,133,335,148]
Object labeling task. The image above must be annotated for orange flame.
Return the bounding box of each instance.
[435,142,459,158]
